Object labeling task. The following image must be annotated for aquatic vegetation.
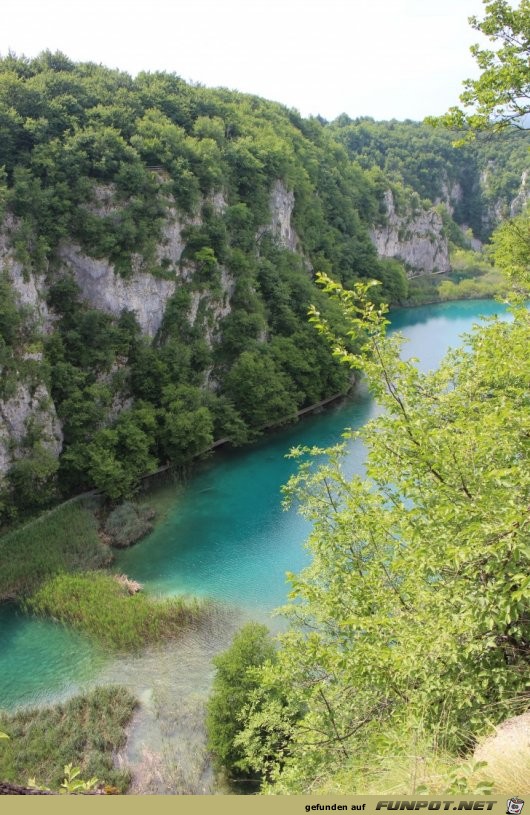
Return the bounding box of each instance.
[25,572,209,650]
[0,686,136,792]
[103,502,155,548]
[0,499,109,601]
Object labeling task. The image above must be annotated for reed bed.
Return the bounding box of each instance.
[25,572,208,651]
[0,686,136,792]
[0,500,109,601]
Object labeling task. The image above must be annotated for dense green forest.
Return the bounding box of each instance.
[0,50,527,524]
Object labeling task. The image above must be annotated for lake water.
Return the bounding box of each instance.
[0,299,510,730]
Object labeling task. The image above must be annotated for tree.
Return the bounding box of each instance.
[490,204,530,289]
[224,350,299,430]
[429,0,530,137]
[235,276,530,792]
[206,623,277,780]
[8,446,59,512]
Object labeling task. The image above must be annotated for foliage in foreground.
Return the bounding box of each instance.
[227,277,530,793]
[0,686,136,792]
[430,0,530,137]
[0,498,109,601]
[206,623,277,782]
[25,572,207,650]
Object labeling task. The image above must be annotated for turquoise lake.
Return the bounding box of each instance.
[0,299,512,714]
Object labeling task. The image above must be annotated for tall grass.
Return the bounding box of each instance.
[311,713,530,795]
[0,686,136,792]
[0,499,109,601]
[25,572,208,650]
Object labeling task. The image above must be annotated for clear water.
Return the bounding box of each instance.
[114,298,510,612]
[0,603,105,709]
[0,299,510,719]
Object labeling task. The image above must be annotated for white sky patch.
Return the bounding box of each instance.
[3,0,489,121]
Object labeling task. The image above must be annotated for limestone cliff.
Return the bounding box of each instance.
[0,215,53,334]
[56,183,296,340]
[267,180,299,251]
[0,218,62,485]
[0,180,297,480]
[370,190,451,275]
[0,382,63,484]
[58,244,178,338]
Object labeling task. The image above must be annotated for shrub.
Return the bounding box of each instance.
[206,623,277,780]
[0,686,136,792]
[104,501,155,548]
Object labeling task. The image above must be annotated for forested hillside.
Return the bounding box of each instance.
[331,116,529,239]
[0,51,527,523]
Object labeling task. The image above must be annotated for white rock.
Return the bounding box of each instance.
[267,180,299,251]
[371,190,451,275]
[59,244,177,338]
[0,383,63,481]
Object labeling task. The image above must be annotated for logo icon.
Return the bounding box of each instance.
[507,799,524,815]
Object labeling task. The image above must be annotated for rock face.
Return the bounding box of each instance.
[435,178,463,217]
[155,207,190,271]
[59,244,177,338]
[371,190,451,275]
[510,169,530,217]
[0,217,62,482]
[480,167,530,232]
[57,189,233,338]
[58,183,296,339]
[268,180,299,251]
[0,383,63,483]
[0,215,53,333]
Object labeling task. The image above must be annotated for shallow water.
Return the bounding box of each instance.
[0,603,105,709]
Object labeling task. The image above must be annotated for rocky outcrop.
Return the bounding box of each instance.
[0,215,53,333]
[58,244,177,338]
[371,190,451,275]
[0,218,62,482]
[155,207,190,271]
[188,265,235,351]
[58,188,234,338]
[57,180,297,341]
[480,166,530,231]
[510,169,530,217]
[267,180,299,251]
[0,382,63,482]
[435,178,463,217]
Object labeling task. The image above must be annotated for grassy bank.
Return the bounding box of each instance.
[0,686,136,793]
[0,499,110,601]
[25,572,209,650]
[406,269,508,306]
